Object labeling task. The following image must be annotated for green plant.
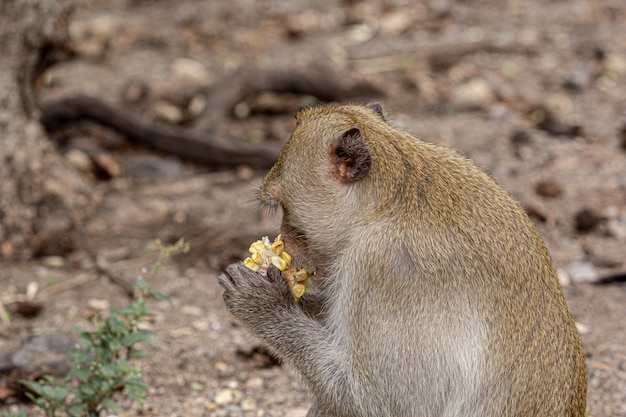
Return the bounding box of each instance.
[3,239,189,417]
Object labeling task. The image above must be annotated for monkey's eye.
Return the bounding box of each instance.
[243,234,309,299]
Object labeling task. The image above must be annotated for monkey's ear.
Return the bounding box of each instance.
[330,127,371,183]
[365,102,385,121]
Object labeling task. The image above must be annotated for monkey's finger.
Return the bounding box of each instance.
[266,266,283,284]
[217,271,238,292]
[266,266,292,296]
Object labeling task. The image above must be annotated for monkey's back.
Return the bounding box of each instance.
[326,106,587,417]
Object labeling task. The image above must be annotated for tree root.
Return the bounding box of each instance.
[39,63,382,169]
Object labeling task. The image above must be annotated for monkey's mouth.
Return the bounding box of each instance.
[279,222,315,274]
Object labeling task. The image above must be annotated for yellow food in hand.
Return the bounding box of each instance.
[244,235,309,299]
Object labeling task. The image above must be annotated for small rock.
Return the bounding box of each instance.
[563,70,589,91]
[557,268,571,287]
[93,152,121,178]
[65,149,93,172]
[188,94,207,116]
[575,322,590,335]
[535,180,562,198]
[181,305,204,316]
[546,93,573,116]
[564,261,599,284]
[214,361,229,372]
[574,208,603,233]
[7,334,75,377]
[606,215,626,239]
[240,397,256,411]
[244,376,264,390]
[123,82,149,104]
[510,129,532,153]
[524,204,548,223]
[379,11,414,35]
[603,54,626,80]
[87,298,110,311]
[171,58,211,81]
[192,320,210,331]
[284,407,309,417]
[151,100,184,124]
[190,382,204,391]
[43,255,66,267]
[11,301,44,318]
[121,154,182,180]
[214,388,235,405]
[236,165,255,180]
[533,107,583,138]
[451,78,494,110]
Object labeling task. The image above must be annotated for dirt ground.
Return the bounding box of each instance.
[1,0,626,416]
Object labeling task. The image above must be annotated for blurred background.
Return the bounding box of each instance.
[1,0,625,416]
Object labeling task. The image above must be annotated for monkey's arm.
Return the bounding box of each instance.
[218,263,363,414]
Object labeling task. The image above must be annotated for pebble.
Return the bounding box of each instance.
[564,261,599,284]
[557,268,571,287]
[171,58,211,81]
[93,152,121,178]
[379,11,414,35]
[574,208,603,233]
[245,376,264,390]
[43,256,66,267]
[450,78,494,110]
[535,180,562,198]
[575,322,590,335]
[607,216,626,239]
[181,305,204,316]
[214,389,233,405]
[151,100,184,124]
[7,334,75,377]
[87,298,110,311]
[240,397,257,411]
[65,149,93,172]
[284,407,309,417]
[563,70,589,91]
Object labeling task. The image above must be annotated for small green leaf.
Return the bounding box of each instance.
[120,329,155,346]
[2,409,27,417]
[53,386,69,402]
[150,290,170,302]
[67,403,85,417]
[100,397,121,411]
[128,348,148,359]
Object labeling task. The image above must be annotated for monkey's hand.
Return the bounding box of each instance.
[218,263,295,327]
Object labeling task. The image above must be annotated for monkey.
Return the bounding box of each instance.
[218,102,587,417]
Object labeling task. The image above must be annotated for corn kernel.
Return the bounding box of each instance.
[244,257,260,272]
[280,251,292,265]
[250,240,266,253]
[250,251,263,265]
[294,268,309,283]
[291,284,306,299]
[243,235,310,299]
[272,256,289,271]
[271,239,284,255]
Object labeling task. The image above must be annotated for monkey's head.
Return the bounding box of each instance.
[259,103,403,275]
